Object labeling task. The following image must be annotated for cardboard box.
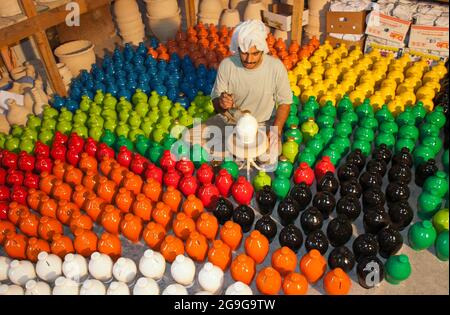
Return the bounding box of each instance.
[405,48,448,64]
[364,35,405,58]
[408,25,449,53]
[326,11,367,35]
[365,11,411,45]
[262,3,309,31]
[326,35,366,49]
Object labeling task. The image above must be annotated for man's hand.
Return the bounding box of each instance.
[219,92,234,110]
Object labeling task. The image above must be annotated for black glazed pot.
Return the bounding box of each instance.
[336,195,362,222]
[346,149,366,171]
[337,163,360,182]
[352,233,379,262]
[388,201,414,231]
[372,143,392,164]
[366,158,387,177]
[254,215,278,242]
[392,147,413,168]
[377,226,403,258]
[362,188,386,211]
[357,256,385,289]
[359,170,383,190]
[312,191,336,219]
[256,185,277,215]
[232,205,255,233]
[277,196,301,226]
[317,171,339,195]
[289,182,312,210]
[300,206,324,234]
[415,159,438,187]
[279,224,303,253]
[305,230,329,255]
[212,197,234,225]
[385,182,410,204]
[328,246,355,273]
[326,215,353,247]
[388,163,412,184]
[340,177,363,198]
[363,208,390,234]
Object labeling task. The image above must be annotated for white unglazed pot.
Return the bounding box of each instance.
[162,283,188,295]
[118,19,145,35]
[54,40,96,77]
[199,0,224,16]
[308,0,330,14]
[0,284,24,295]
[63,253,88,282]
[114,0,140,16]
[25,280,52,295]
[112,257,137,284]
[107,281,130,295]
[36,252,62,283]
[133,277,160,295]
[170,255,195,287]
[80,279,107,295]
[0,256,11,282]
[225,281,253,295]
[88,252,113,282]
[198,262,224,294]
[148,12,181,43]
[8,260,36,286]
[52,276,79,295]
[0,0,22,17]
[243,0,266,20]
[236,112,259,144]
[230,0,249,19]
[145,0,179,18]
[139,249,166,280]
[220,9,240,28]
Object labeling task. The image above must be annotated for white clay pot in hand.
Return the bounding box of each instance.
[0,256,11,282]
[63,253,88,282]
[113,257,137,284]
[0,284,24,295]
[80,279,106,295]
[139,249,166,280]
[36,252,62,283]
[8,260,36,286]
[225,281,253,295]
[198,262,224,294]
[170,255,195,287]
[107,281,130,295]
[133,277,160,295]
[52,276,79,295]
[89,252,113,282]
[25,280,52,295]
[162,283,188,295]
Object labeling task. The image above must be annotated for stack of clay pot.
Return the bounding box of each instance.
[145,0,181,43]
[0,0,22,17]
[54,40,96,77]
[198,0,224,25]
[220,9,240,28]
[243,0,266,21]
[230,0,249,20]
[113,0,146,45]
[57,63,73,92]
[305,0,329,42]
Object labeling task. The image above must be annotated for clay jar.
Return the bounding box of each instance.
[294,162,315,186]
[25,238,49,263]
[72,185,89,208]
[317,172,339,195]
[179,175,199,197]
[100,205,122,235]
[120,213,143,243]
[305,230,329,255]
[337,163,360,182]
[69,211,93,233]
[230,254,256,285]
[122,172,143,196]
[215,169,233,197]
[279,224,303,253]
[378,227,403,258]
[254,215,277,243]
[83,193,105,223]
[323,268,351,295]
[415,159,438,187]
[388,163,412,184]
[300,249,327,284]
[79,153,98,173]
[372,144,392,164]
[289,183,312,210]
[98,232,122,261]
[74,228,98,257]
[271,246,297,276]
[388,201,413,231]
[160,235,185,263]
[340,178,362,198]
[96,177,117,204]
[18,211,40,238]
[197,163,214,185]
[39,172,56,195]
[359,170,383,190]
[233,205,255,233]
[353,233,379,263]
[197,183,220,209]
[211,197,234,225]
[336,195,361,222]
[277,196,301,226]
[231,177,254,206]
[36,216,62,242]
[328,246,355,272]
[173,213,196,241]
[326,216,353,247]
[162,186,182,213]
[196,212,219,240]
[142,222,166,250]
[152,202,173,230]
[185,231,208,262]
[392,148,413,168]
[51,234,75,258]
[357,256,385,289]
[256,267,282,295]
[386,182,410,205]
[142,178,162,202]
[300,207,323,234]
[363,208,390,234]
[208,240,232,271]
[51,180,72,202]
[366,158,387,177]
[115,188,134,213]
[57,200,79,226]
[220,221,243,251]
[182,195,204,220]
[283,272,308,295]
[256,186,277,215]
[245,231,269,264]
[313,191,336,219]
[346,149,366,172]
[362,188,386,211]
[4,232,28,260]
[64,166,83,187]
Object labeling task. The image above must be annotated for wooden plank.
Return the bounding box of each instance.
[0,0,112,47]
[20,0,67,96]
[185,0,197,28]
[291,0,304,44]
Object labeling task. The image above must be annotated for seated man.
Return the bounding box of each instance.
[186,20,292,164]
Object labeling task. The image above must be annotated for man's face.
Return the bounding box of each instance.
[239,46,263,69]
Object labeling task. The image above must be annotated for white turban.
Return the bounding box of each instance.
[230,20,269,55]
